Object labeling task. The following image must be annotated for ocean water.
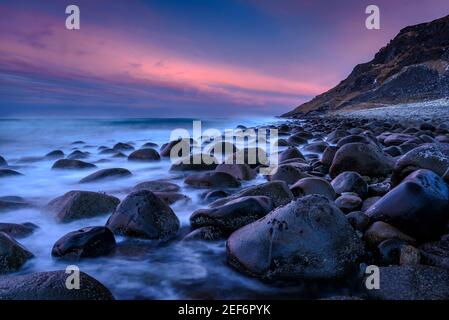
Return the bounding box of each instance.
[0,117,337,299]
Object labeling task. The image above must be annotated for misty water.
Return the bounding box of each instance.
[0,117,343,299]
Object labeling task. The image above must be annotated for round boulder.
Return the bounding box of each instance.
[128,148,160,161]
[0,232,33,274]
[331,171,368,198]
[52,159,96,170]
[79,168,132,183]
[290,177,336,200]
[184,172,241,189]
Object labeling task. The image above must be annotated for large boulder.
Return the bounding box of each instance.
[278,147,305,163]
[329,143,393,178]
[227,195,364,280]
[331,171,368,198]
[364,221,416,247]
[79,168,132,183]
[160,138,194,158]
[0,222,38,238]
[268,164,309,185]
[391,143,449,186]
[0,232,33,274]
[366,169,449,241]
[51,159,96,170]
[132,180,180,193]
[0,196,30,212]
[128,148,160,161]
[170,154,218,171]
[190,196,273,232]
[106,190,180,240]
[113,142,134,152]
[290,177,336,200]
[0,169,22,178]
[184,172,241,189]
[52,226,116,260]
[0,271,114,300]
[44,150,64,160]
[0,156,7,167]
[47,191,120,223]
[215,163,256,180]
[210,181,293,208]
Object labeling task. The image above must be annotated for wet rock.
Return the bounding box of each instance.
[331,171,368,198]
[0,222,38,238]
[226,148,268,169]
[278,147,305,162]
[170,154,218,171]
[321,146,337,167]
[378,239,407,265]
[0,196,30,212]
[0,232,33,274]
[335,194,362,213]
[384,133,415,146]
[106,190,180,240]
[132,180,180,193]
[302,141,328,154]
[336,135,376,148]
[365,266,449,300]
[141,142,158,148]
[99,148,115,155]
[326,129,349,142]
[268,164,309,185]
[112,152,126,158]
[287,134,308,146]
[66,150,89,160]
[51,226,116,260]
[364,221,416,247]
[0,270,114,300]
[204,190,228,202]
[113,142,134,152]
[160,138,196,158]
[215,163,256,180]
[182,226,226,241]
[154,192,190,205]
[346,211,370,232]
[79,168,132,183]
[210,181,293,208]
[361,196,381,212]
[383,146,402,157]
[290,177,336,200]
[52,159,96,170]
[0,156,7,167]
[128,148,160,161]
[191,196,273,232]
[185,172,241,189]
[47,191,120,223]
[0,169,23,178]
[419,236,449,270]
[392,143,449,186]
[399,245,421,265]
[71,141,85,145]
[368,182,390,197]
[276,139,291,147]
[45,150,64,159]
[227,195,364,280]
[366,169,449,241]
[329,143,393,178]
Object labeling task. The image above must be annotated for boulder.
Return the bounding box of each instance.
[153,192,190,205]
[106,190,180,240]
[0,197,30,212]
[0,270,114,300]
[346,211,370,232]
[170,154,218,171]
[128,148,160,161]
[278,147,305,163]
[47,191,120,223]
[329,143,393,178]
[366,169,449,241]
[44,150,64,159]
[52,159,96,170]
[160,138,194,158]
[182,226,226,241]
[132,180,180,193]
[66,150,89,160]
[267,164,309,185]
[141,142,158,148]
[204,190,228,202]
[364,221,416,247]
[331,171,368,198]
[190,196,273,232]
[226,148,268,168]
[0,156,7,167]
[113,142,134,152]
[0,169,23,178]
[419,236,449,270]
[302,141,328,154]
[184,172,241,189]
[290,177,336,200]
[227,195,364,280]
[335,194,362,213]
[0,222,38,238]
[0,232,33,274]
[321,146,337,167]
[51,226,116,260]
[79,168,132,183]
[215,163,256,180]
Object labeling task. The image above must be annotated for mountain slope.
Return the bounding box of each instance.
[283,14,449,117]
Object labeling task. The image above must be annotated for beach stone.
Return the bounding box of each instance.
[368,182,390,196]
[66,150,88,160]
[329,143,393,178]
[321,146,337,167]
[106,190,180,240]
[79,168,131,183]
[226,148,268,168]
[0,156,7,167]
[71,141,85,145]
[346,211,370,232]
[51,226,116,260]
[383,146,402,157]
[0,232,33,274]
[335,194,362,213]
[326,129,350,142]
[132,180,180,193]
[99,148,115,155]
[391,143,449,186]
[191,196,273,232]
[113,142,134,152]
[399,245,421,265]
[203,141,239,157]
[0,197,30,212]
[210,181,293,208]
[52,159,96,170]
[47,191,120,223]
[384,133,415,146]
[160,138,194,158]
[154,192,190,205]
[419,236,449,270]
[364,221,416,247]
[287,134,308,146]
[0,222,38,238]
[204,190,228,202]
[128,148,160,161]
[0,169,22,178]
[45,150,64,159]
[302,141,328,154]
[170,154,218,171]
[0,270,114,300]
[184,172,241,189]
[290,177,336,200]
[366,169,449,241]
[331,171,368,198]
[361,196,381,212]
[112,152,126,158]
[278,147,305,162]
[365,266,449,300]
[276,139,291,147]
[215,163,256,180]
[183,226,226,241]
[268,164,309,185]
[227,195,364,280]
[336,135,376,148]
[378,239,407,265]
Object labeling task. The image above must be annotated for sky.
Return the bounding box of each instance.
[0,0,449,117]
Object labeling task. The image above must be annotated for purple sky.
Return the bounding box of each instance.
[1,0,448,117]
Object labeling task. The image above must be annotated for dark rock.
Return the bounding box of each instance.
[0,197,30,212]
[0,169,23,178]
[326,129,350,142]
[106,190,180,240]
[132,180,180,193]
[99,148,115,155]
[113,142,134,152]
[0,156,7,167]
[51,226,116,260]
[321,146,337,167]
[128,148,160,161]
[276,139,291,147]
[154,192,190,205]
[268,164,309,185]
[226,148,268,168]
[170,154,218,171]
[331,171,368,198]
[0,222,38,238]
[368,181,391,196]
[79,168,132,183]
[329,143,393,178]
[383,146,402,157]
[336,135,376,148]
[384,133,415,146]
[185,172,241,189]
[204,190,228,202]
[160,138,194,157]
[367,169,449,241]
[71,141,85,145]
[346,211,370,232]
[335,194,362,213]
[278,147,305,163]
[52,159,96,170]
[420,236,449,270]
[112,152,126,158]
[141,142,158,148]
[227,195,364,280]
[0,270,114,300]
[399,245,421,265]
[215,163,256,180]
[378,239,407,265]
[287,134,308,146]
[47,191,120,223]
[0,232,33,274]
[66,150,88,160]
[361,196,381,212]
[364,221,416,247]
[290,177,336,200]
[182,226,226,241]
[45,150,64,159]
[191,196,273,232]
[302,141,328,154]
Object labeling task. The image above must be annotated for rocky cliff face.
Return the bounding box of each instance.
[283,14,449,117]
